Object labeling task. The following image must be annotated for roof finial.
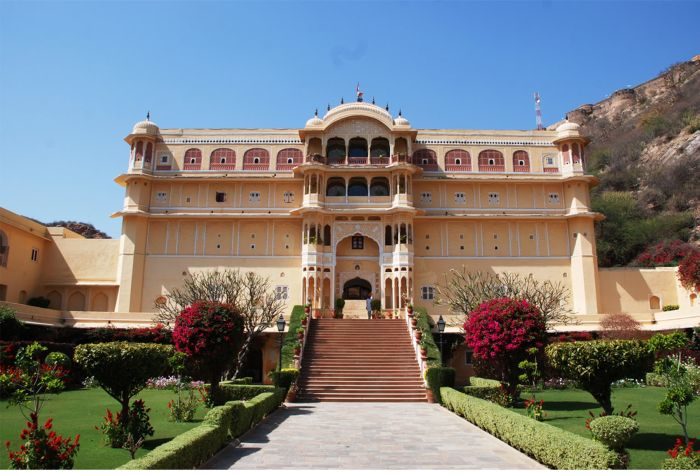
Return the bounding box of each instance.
[146,111,150,121]
[565,113,569,121]
[314,108,318,117]
[327,104,331,111]
[372,96,375,105]
[398,109,402,117]
[340,97,344,104]
[385,103,389,112]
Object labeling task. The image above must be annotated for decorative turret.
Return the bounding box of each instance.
[394,110,410,127]
[305,109,323,127]
[125,113,160,172]
[553,120,589,176]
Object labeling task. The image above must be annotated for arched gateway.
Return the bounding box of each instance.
[343,277,372,300]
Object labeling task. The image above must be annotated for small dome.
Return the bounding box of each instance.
[394,111,410,127]
[305,114,323,127]
[132,119,160,136]
[555,120,581,133]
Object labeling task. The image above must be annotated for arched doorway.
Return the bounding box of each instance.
[343,277,372,300]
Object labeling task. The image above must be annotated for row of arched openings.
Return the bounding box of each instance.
[327,137,391,159]
[181,148,304,169]
[326,177,390,197]
[132,141,153,163]
[413,149,532,171]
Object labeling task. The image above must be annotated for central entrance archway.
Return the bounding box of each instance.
[343,277,372,300]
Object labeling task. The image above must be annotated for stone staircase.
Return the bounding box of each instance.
[297,319,427,402]
[341,299,368,319]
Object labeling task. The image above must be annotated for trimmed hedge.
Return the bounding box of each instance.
[222,377,253,385]
[119,388,285,469]
[280,305,305,368]
[469,377,501,387]
[440,388,620,469]
[413,306,442,368]
[425,367,455,403]
[269,367,300,392]
[217,383,277,403]
[462,385,503,402]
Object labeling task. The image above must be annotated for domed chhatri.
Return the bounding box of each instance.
[305,109,323,127]
[131,115,160,136]
[555,120,581,133]
[394,110,410,127]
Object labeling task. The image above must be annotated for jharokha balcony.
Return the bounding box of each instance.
[306,154,409,167]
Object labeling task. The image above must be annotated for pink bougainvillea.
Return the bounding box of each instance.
[172,301,244,400]
[633,239,696,267]
[464,298,546,397]
[678,250,700,291]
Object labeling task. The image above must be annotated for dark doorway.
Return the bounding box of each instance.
[343,277,372,300]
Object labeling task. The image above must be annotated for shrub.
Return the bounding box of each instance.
[546,340,653,413]
[26,296,50,308]
[370,299,381,311]
[424,367,455,403]
[589,415,639,451]
[647,331,689,355]
[97,399,154,448]
[468,377,501,387]
[600,313,643,340]
[268,368,299,394]
[44,351,71,369]
[5,412,80,469]
[663,304,680,312]
[74,342,174,426]
[632,239,696,267]
[168,387,201,422]
[7,342,67,414]
[662,438,700,469]
[440,388,620,469]
[524,395,546,421]
[678,249,700,291]
[0,306,25,340]
[465,298,546,398]
[280,305,305,368]
[334,298,345,310]
[646,372,668,387]
[172,301,244,400]
[216,383,277,403]
[413,306,441,368]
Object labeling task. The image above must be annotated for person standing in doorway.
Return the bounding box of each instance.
[366,293,373,320]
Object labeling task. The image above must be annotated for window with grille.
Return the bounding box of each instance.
[275,285,289,301]
[283,191,295,203]
[249,192,261,202]
[548,193,560,204]
[156,192,167,202]
[420,192,432,203]
[488,192,500,204]
[31,248,39,262]
[421,286,435,300]
[454,192,466,203]
[352,236,364,249]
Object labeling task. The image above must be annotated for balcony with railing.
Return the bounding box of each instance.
[210,163,236,171]
[242,163,269,171]
[513,165,530,173]
[445,164,472,172]
[478,164,506,172]
[543,167,559,174]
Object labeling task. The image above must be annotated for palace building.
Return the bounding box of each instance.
[1,99,697,329]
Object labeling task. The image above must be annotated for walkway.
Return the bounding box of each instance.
[204,402,544,470]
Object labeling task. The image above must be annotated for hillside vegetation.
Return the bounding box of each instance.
[562,57,700,266]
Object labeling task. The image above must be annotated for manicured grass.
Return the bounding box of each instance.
[511,387,700,469]
[0,388,207,469]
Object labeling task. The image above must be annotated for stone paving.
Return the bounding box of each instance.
[204,402,544,469]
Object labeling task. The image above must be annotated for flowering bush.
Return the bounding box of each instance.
[5,412,80,469]
[464,298,546,398]
[524,396,546,421]
[146,375,204,390]
[167,388,201,422]
[172,301,244,401]
[632,239,696,267]
[663,438,700,469]
[678,249,700,291]
[96,399,154,448]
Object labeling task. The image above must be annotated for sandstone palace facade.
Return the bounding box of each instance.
[1,100,697,331]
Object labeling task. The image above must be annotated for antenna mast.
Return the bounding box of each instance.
[534,92,544,130]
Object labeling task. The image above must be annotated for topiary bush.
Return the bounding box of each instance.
[172,301,244,401]
[44,351,71,369]
[546,340,653,414]
[465,298,546,398]
[74,342,174,426]
[589,415,639,452]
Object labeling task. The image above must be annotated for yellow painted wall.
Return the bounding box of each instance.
[599,267,681,313]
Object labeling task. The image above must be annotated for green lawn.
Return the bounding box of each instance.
[511,387,700,469]
[0,388,207,469]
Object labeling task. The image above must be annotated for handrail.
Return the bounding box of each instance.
[405,306,428,386]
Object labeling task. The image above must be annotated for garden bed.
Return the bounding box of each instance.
[509,387,700,469]
[0,388,206,469]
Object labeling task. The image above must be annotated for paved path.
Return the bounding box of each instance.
[204,403,544,470]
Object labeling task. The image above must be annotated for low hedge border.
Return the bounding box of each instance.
[468,377,501,387]
[440,388,620,469]
[119,388,285,469]
[462,377,503,402]
[280,305,305,368]
[413,306,442,368]
[216,383,277,403]
[424,367,455,403]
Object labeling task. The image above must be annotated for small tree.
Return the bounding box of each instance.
[74,342,174,426]
[155,270,284,379]
[546,340,653,414]
[464,298,547,399]
[436,269,573,329]
[657,359,697,445]
[172,301,244,401]
[600,313,644,340]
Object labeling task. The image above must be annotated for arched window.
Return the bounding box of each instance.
[307,137,322,157]
[572,143,581,164]
[562,144,570,164]
[369,177,390,196]
[144,143,153,163]
[385,225,393,246]
[348,137,368,158]
[348,177,368,196]
[210,148,236,170]
[649,295,661,310]
[413,149,438,170]
[326,177,346,197]
[184,148,202,170]
[243,148,270,170]
[478,150,504,171]
[512,150,530,172]
[445,150,471,171]
[135,141,144,161]
[67,291,86,311]
[326,138,346,161]
[323,225,331,245]
[370,137,390,158]
[0,230,9,267]
[276,148,303,170]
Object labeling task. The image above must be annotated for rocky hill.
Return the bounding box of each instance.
[556,56,700,266]
[24,218,111,239]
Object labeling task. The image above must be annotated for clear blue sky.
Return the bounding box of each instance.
[1,1,698,238]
